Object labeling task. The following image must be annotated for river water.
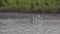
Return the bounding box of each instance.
[0,13,60,34]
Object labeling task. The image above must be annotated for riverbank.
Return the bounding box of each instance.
[0,12,60,19]
[0,10,60,14]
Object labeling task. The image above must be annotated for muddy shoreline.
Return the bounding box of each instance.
[0,10,60,14]
[0,12,60,19]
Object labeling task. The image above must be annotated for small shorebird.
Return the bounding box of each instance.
[32,14,42,24]
[37,15,42,23]
[37,15,40,17]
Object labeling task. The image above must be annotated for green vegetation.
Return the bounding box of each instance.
[0,0,60,13]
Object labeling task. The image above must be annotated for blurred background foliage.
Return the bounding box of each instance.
[0,0,60,13]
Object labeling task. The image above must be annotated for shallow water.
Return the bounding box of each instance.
[0,19,60,34]
[0,13,60,34]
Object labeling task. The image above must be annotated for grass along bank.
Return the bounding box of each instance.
[0,0,60,13]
